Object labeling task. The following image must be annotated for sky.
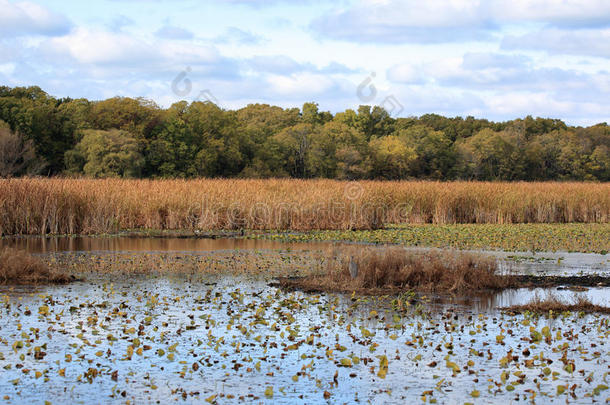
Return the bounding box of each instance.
[1,0,609,125]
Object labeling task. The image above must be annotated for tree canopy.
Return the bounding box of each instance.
[0,85,608,181]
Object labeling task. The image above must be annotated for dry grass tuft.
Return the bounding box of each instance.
[0,247,72,284]
[282,247,506,293]
[504,293,610,314]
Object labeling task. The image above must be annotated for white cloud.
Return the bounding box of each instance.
[215,27,264,45]
[502,28,610,58]
[0,63,16,75]
[1,0,608,125]
[312,0,496,43]
[383,52,610,124]
[387,63,429,84]
[388,52,602,92]
[106,15,135,32]
[42,28,220,67]
[43,28,155,65]
[248,55,304,74]
[312,0,610,44]
[154,25,194,40]
[266,72,340,98]
[0,0,71,37]
[491,0,610,28]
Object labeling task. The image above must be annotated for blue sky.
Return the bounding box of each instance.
[1,0,609,125]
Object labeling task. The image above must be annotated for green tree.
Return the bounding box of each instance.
[589,145,610,180]
[273,123,316,178]
[0,85,608,181]
[354,105,394,140]
[145,114,196,177]
[308,120,367,178]
[0,86,76,173]
[183,102,243,177]
[235,104,299,177]
[87,97,161,140]
[456,128,525,180]
[396,125,455,179]
[65,129,144,178]
[368,136,416,179]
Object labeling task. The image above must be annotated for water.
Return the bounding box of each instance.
[0,235,337,254]
[430,287,610,311]
[0,236,609,403]
[0,276,608,404]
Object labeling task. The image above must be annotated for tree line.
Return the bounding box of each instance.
[0,85,608,181]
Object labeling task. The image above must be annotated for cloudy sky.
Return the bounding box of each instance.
[1,0,609,125]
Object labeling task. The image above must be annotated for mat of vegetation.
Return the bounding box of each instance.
[43,250,325,279]
[257,223,610,253]
[37,248,610,297]
[1,179,608,236]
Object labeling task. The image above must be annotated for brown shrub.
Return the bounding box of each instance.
[0,247,72,284]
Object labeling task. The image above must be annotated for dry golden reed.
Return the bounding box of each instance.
[0,178,608,235]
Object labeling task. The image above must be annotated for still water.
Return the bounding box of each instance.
[0,236,608,403]
[0,275,608,404]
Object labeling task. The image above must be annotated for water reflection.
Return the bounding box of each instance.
[426,287,610,312]
[0,235,342,253]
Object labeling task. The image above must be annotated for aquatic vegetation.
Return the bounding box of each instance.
[505,293,610,315]
[258,223,610,253]
[43,250,327,280]
[1,179,608,236]
[0,247,71,284]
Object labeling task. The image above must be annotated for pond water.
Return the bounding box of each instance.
[0,235,337,254]
[0,236,609,403]
[1,275,609,404]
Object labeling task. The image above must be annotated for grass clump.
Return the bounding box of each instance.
[280,247,507,294]
[0,247,72,284]
[505,293,610,314]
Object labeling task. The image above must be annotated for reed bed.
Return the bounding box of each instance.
[0,178,608,235]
